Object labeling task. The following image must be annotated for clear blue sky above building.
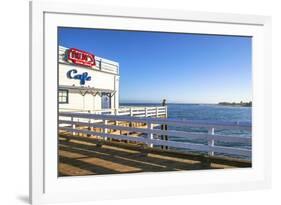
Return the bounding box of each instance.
[59,27,252,104]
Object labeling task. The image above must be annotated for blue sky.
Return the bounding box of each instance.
[59,27,252,104]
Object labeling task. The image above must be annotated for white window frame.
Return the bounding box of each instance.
[30,1,271,204]
[58,89,68,104]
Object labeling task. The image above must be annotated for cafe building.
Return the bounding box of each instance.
[58,46,120,112]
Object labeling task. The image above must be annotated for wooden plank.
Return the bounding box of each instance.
[59,163,95,176]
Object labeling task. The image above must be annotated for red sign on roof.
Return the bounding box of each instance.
[67,48,96,67]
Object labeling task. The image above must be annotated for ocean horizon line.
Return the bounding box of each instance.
[120,102,217,105]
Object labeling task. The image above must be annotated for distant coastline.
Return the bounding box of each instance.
[218,101,252,107]
[120,101,252,107]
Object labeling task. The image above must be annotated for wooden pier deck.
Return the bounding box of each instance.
[58,134,251,177]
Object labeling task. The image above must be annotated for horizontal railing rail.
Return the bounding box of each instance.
[59,106,167,118]
[59,119,251,144]
[59,112,250,130]
[58,112,252,159]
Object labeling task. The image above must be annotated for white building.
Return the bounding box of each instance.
[58,46,120,112]
[59,46,167,118]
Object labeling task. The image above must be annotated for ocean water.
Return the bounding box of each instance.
[120,103,252,159]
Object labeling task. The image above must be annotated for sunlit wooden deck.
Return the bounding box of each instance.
[58,134,251,177]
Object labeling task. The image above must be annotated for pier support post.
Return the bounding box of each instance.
[208,128,215,156]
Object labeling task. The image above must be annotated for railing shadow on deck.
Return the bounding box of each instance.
[58,133,251,176]
[58,138,218,176]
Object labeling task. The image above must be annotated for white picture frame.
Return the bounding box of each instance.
[29,1,272,204]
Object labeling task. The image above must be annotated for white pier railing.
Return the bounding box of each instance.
[59,106,167,118]
[58,112,251,159]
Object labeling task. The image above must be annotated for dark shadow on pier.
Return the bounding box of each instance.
[58,134,251,176]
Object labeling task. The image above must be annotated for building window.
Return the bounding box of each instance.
[59,89,68,104]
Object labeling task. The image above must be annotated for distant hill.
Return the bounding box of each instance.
[218,101,252,107]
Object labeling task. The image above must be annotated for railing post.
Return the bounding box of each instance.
[129,108,133,127]
[87,110,91,137]
[103,120,108,141]
[145,107,148,117]
[114,108,118,129]
[147,122,154,148]
[77,117,80,136]
[71,116,76,136]
[208,127,215,156]
[156,107,158,118]
[160,100,168,149]
[160,123,168,150]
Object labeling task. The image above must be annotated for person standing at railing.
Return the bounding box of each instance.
[161,99,168,150]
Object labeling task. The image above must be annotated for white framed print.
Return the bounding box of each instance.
[29,1,272,204]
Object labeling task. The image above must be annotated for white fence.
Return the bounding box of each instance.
[60,106,167,118]
[58,112,251,159]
